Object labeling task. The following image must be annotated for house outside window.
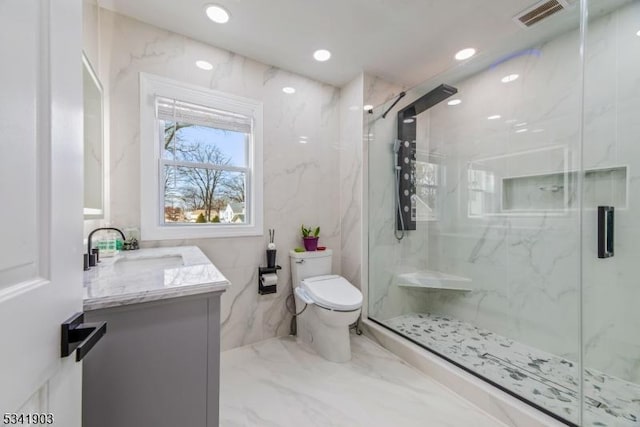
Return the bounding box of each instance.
[140,74,263,240]
[222,202,245,223]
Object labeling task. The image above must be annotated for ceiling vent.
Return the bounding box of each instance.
[513,0,573,28]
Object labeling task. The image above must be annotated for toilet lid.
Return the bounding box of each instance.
[301,275,363,311]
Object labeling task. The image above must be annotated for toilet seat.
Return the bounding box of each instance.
[300,275,363,311]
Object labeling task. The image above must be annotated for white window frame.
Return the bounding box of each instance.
[140,73,263,240]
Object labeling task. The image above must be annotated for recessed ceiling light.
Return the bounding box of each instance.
[487,115,501,120]
[195,60,213,70]
[205,4,230,24]
[636,30,640,36]
[299,139,308,144]
[448,99,462,106]
[505,119,518,124]
[363,104,373,111]
[515,122,528,127]
[313,49,332,62]
[515,128,528,133]
[455,48,476,61]
[403,118,415,124]
[501,74,520,83]
[282,87,296,94]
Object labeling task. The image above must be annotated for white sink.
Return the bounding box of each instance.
[113,254,184,274]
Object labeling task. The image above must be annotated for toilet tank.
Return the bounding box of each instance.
[289,249,333,288]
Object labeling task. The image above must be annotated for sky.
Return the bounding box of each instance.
[165,123,247,166]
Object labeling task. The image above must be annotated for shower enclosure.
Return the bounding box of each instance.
[366,1,640,425]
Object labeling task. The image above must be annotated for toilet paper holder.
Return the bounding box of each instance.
[258,265,281,295]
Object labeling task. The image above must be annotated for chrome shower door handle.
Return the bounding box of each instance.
[598,206,614,258]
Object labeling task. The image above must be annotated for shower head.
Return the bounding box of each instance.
[392,140,402,171]
[398,84,458,121]
[392,140,401,153]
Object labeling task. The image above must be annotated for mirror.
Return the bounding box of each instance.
[83,52,104,219]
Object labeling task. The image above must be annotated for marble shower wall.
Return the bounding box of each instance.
[339,75,364,289]
[339,72,405,292]
[364,75,406,111]
[368,2,640,383]
[98,9,341,350]
[337,72,406,295]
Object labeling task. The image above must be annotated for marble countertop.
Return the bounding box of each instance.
[83,246,229,311]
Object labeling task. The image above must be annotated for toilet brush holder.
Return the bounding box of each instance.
[266,249,277,268]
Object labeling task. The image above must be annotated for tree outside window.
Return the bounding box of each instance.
[162,121,247,224]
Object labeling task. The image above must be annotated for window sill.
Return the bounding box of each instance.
[141,223,263,241]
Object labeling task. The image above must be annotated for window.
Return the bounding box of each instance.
[413,153,443,222]
[467,166,496,218]
[140,74,263,239]
[159,98,249,225]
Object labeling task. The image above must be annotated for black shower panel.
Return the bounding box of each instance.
[395,84,458,232]
[396,118,417,231]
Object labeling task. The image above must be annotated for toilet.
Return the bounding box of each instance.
[289,249,363,362]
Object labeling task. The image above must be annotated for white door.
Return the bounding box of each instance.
[0,0,84,425]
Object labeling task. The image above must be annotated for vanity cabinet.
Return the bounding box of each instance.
[81,246,228,426]
[82,293,223,427]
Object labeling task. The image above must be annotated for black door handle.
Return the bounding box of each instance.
[61,312,107,362]
[598,206,614,258]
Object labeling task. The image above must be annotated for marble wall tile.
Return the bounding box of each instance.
[98,9,341,350]
[364,75,406,109]
[339,74,364,289]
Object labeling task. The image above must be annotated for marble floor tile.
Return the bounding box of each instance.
[220,334,505,427]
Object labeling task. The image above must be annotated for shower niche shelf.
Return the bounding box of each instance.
[502,166,627,212]
[396,270,472,291]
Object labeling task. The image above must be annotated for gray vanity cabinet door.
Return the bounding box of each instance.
[83,297,210,427]
[207,296,221,426]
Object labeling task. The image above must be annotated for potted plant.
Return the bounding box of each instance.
[301,225,320,251]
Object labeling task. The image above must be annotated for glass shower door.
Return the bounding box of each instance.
[367,6,585,420]
[367,1,640,424]
[581,1,640,425]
